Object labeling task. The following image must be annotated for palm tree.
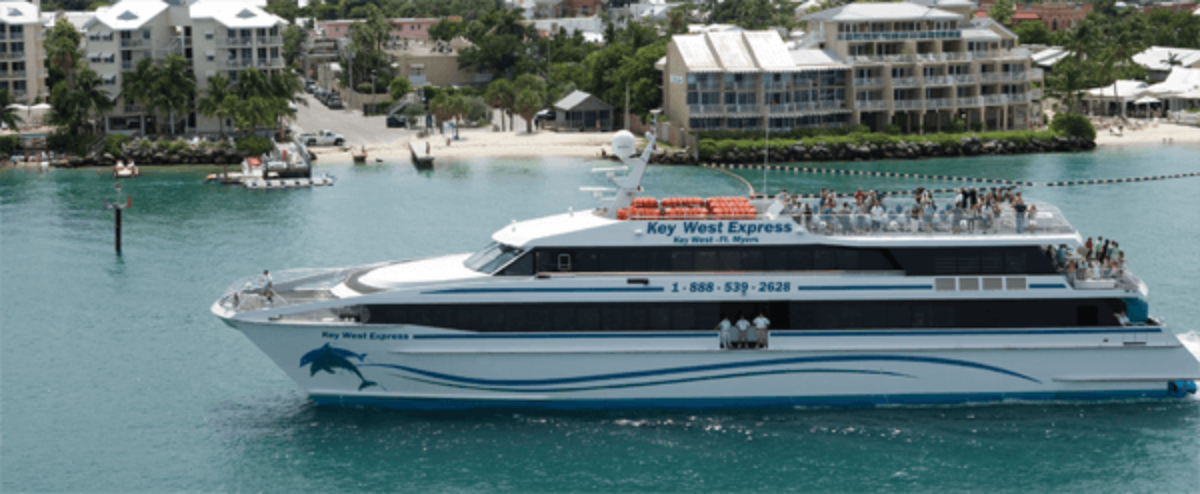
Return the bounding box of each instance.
[74,68,114,135]
[514,88,542,134]
[269,72,306,133]
[120,58,159,136]
[197,75,233,137]
[449,93,469,139]
[236,68,273,100]
[429,91,454,135]
[156,55,196,135]
[0,90,25,138]
[484,79,515,131]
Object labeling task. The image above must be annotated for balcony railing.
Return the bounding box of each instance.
[923,75,951,86]
[12,90,25,99]
[122,105,145,114]
[688,104,722,114]
[221,38,253,47]
[121,61,133,70]
[949,74,976,84]
[980,72,1029,83]
[854,77,882,88]
[725,104,761,114]
[894,99,923,110]
[837,30,962,42]
[957,96,981,107]
[983,94,1009,105]
[855,100,887,110]
[1031,68,1045,80]
[687,82,720,91]
[925,98,954,109]
[0,34,7,41]
[891,76,923,88]
[724,82,757,91]
[1008,93,1030,103]
[0,71,8,78]
[763,81,788,91]
[850,53,915,64]
[121,39,144,48]
[1030,88,1043,99]
[0,53,11,61]
[11,70,25,78]
[262,36,283,45]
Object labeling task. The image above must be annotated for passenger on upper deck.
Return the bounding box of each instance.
[753,312,770,349]
[715,314,733,349]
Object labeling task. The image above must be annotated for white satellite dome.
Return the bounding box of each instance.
[611,130,637,159]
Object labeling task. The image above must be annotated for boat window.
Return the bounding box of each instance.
[364,299,1126,331]
[464,242,526,274]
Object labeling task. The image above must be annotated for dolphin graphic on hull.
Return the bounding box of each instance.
[300,343,378,391]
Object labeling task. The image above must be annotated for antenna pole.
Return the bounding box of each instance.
[763,115,768,197]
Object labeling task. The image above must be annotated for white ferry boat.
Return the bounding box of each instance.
[212,131,1199,410]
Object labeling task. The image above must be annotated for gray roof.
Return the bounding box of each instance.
[802,3,962,22]
[554,90,613,111]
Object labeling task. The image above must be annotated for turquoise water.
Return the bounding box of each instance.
[3,147,1200,492]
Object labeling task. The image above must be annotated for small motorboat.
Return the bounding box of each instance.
[113,160,139,178]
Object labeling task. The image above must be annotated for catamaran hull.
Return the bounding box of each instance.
[227,320,1200,410]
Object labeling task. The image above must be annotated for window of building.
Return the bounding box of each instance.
[142,29,151,40]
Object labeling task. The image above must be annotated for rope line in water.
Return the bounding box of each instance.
[703,163,1200,188]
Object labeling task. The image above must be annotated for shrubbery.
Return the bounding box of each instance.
[697,129,1065,160]
[167,139,189,154]
[882,124,902,135]
[102,134,131,155]
[235,134,273,156]
[698,124,869,141]
[46,132,101,155]
[1050,112,1096,141]
[0,135,20,155]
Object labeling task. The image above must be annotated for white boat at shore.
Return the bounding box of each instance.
[212,129,1199,410]
[205,140,333,189]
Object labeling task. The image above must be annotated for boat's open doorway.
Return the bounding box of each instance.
[718,302,790,350]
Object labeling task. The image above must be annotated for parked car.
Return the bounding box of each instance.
[313,89,328,102]
[534,108,556,123]
[325,95,344,109]
[386,115,408,128]
[299,130,346,146]
[304,81,316,93]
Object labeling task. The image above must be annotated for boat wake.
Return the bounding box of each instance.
[1180,331,1200,401]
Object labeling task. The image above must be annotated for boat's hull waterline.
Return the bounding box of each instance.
[226,319,1199,410]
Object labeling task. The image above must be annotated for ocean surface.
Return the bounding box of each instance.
[3,146,1200,492]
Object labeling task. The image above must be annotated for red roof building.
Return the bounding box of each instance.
[975,1,1092,31]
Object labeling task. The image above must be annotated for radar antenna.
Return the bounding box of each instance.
[591,110,659,219]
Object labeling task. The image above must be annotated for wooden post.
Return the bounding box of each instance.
[115,208,122,254]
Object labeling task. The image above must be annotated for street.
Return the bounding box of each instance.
[292,93,409,146]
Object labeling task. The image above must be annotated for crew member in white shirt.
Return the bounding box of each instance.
[715,314,733,349]
[735,313,752,349]
[752,312,771,349]
[262,270,275,303]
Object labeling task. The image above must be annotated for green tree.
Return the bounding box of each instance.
[429,19,466,41]
[988,0,1015,25]
[401,102,425,128]
[197,75,234,137]
[270,72,306,131]
[120,58,159,135]
[611,42,667,121]
[234,96,278,134]
[710,0,795,30]
[513,87,542,133]
[484,78,515,131]
[389,76,412,101]
[283,24,307,65]
[45,18,84,91]
[265,0,302,23]
[156,55,196,135]
[0,90,25,138]
[429,90,455,135]
[1013,20,1050,45]
[70,68,113,134]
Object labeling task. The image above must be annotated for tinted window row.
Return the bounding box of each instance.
[501,246,1056,277]
[364,298,1124,332]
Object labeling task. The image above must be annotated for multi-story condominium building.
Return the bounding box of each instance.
[660,0,1044,136]
[0,0,48,104]
[84,0,286,134]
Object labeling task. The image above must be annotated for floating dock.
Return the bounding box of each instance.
[409,141,434,169]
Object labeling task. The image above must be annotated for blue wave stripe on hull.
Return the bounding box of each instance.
[423,287,666,294]
[360,354,1042,386]
[310,389,1175,410]
[390,368,915,393]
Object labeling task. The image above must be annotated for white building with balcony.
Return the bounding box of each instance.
[84,0,286,135]
[0,0,48,105]
[660,0,1043,136]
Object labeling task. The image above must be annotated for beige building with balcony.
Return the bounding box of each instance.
[660,0,1043,136]
[0,1,48,105]
[84,0,286,134]
[387,37,491,88]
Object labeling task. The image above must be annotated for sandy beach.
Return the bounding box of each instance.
[309,127,620,162]
[1093,122,1200,147]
